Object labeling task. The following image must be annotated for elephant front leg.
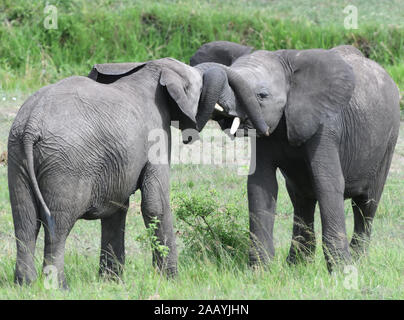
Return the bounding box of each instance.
[247,162,278,267]
[99,201,128,279]
[286,183,316,265]
[140,163,177,277]
[307,139,351,272]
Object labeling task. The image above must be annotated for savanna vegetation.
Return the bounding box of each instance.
[0,0,403,299]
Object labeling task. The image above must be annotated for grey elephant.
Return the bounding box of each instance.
[9,57,257,288]
[190,41,400,271]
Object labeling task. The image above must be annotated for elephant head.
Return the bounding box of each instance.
[190,40,254,66]
[190,42,355,145]
[88,58,224,143]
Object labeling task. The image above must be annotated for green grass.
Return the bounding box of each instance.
[1,0,404,107]
[0,0,403,299]
[0,155,403,299]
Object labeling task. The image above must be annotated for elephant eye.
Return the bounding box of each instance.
[257,91,269,99]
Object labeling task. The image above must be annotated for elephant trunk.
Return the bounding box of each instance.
[196,66,227,131]
[224,68,270,136]
[195,62,270,136]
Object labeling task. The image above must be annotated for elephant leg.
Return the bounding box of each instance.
[247,142,278,267]
[42,212,75,290]
[350,195,378,257]
[140,163,177,277]
[286,183,316,264]
[99,201,128,279]
[9,164,41,285]
[307,138,351,272]
[351,145,393,257]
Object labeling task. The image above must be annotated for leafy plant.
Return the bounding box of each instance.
[135,216,169,258]
[174,190,249,265]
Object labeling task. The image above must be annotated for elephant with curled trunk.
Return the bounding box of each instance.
[190,41,400,271]
[9,56,264,288]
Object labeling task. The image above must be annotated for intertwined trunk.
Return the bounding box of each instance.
[195,63,269,135]
[196,67,227,131]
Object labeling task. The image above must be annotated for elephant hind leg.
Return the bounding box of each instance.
[99,200,128,279]
[9,166,41,285]
[42,211,76,290]
[40,179,88,289]
[351,142,395,257]
[140,163,177,277]
[350,195,379,257]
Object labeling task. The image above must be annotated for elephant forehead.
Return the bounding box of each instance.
[233,64,268,85]
[233,59,287,93]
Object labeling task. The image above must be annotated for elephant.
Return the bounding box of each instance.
[8,54,271,288]
[190,41,400,271]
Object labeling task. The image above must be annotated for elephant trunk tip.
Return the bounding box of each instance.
[255,119,270,136]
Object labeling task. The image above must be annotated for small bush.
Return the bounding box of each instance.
[135,216,170,258]
[173,190,249,266]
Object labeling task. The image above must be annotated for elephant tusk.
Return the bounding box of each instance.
[214,103,224,112]
[230,117,241,135]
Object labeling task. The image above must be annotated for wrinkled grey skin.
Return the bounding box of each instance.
[8,57,224,288]
[191,41,400,271]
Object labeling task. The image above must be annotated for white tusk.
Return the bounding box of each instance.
[214,103,224,112]
[230,117,241,135]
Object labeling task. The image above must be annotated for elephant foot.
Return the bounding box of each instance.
[14,264,38,286]
[152,252,177,279]
[14,273,37,286]
[154,260,177,279]
[248,248,273,268]
[349,235,370,259]
[58,280,69,291]
[99,252,125,281]
[286,252,314,266]
[41,266,69,290]
[99,264,124,282]
[324,248,352,274]
[161,266,178,279]
[286,242,316,265]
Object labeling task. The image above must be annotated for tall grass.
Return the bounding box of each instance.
[0,157,403,299]
[1,0,404,102]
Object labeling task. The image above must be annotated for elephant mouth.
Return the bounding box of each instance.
[212,103,260,137]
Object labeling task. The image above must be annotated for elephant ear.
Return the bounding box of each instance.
[88,62,146,84]
[279,49,355,146]
[190,41,254,66]
[159,58,202,137]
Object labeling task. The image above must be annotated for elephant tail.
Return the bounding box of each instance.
[23,136,55,239]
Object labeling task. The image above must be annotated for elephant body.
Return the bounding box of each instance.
[8,58,207,287]
[11,75,160,219]
[270,45,399,202]
[191,42,400,270]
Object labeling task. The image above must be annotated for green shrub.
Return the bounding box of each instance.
[135,216,170,258]
[173,190,249,265]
